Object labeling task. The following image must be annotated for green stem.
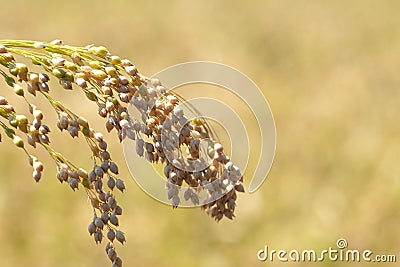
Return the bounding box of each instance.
[0,39,108,64]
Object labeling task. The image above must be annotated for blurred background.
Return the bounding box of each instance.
[1,0,399,266]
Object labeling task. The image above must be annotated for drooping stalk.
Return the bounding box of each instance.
[0,39,245,267]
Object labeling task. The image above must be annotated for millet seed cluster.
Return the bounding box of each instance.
[0,40,245,266]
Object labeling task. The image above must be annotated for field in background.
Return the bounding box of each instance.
[1,1,399,266]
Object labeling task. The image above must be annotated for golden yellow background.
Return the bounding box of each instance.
[1,1,399,266]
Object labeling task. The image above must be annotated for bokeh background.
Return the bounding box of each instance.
[1,0,399,266]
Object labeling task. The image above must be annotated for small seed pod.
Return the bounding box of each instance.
[0,45,7,53]
[68,119,77,128]
[167,188,176,200]
[68,126,78,138]
[91,69,107,80]
[107,177,115,190]
[105,242,113,253]
[98,192,107,202]
[64,61,77,71]
[32,170,41,182]
[101,212,109,224]
[224,209,234,220]
[105,101,115,112]
[210,207,219,217]
[107,197,117,210]
[121,58,133,67]
[116,75,127,86]
[146,117,156,129]
[60,79,72,90]
[15,122,25,134]
[115,179,125,192]
[173,106,184,118]
[227,199,236,211]
[106,191,114,199]
[166,95,178,105]
[142,125,152,136]
[98,140,107,150]
[145,142,154,153]
[107,229,115,242]
[107,247,117,262]
[104,66,117,77]
[16,63,28,81]
[68,177,79,191]
[94,132,104,142]
[2,52,14,62]
[171,195,180,208]
[58,119,68,131]
[125,65,137,76]
[88,222,96,235]
[190,193,200,206]
[94,217,104,230]
[101,160,109,172]
[33,161,44,172]
[38,82,49,92]
[119,119,129,129]
[100,203,109,212]
[115,230,126,244]
[13,83,24,96]
[26,83,34,96]
[216,200,225,213]
[49,39,62,45]
[94,230,103,244]
[114,205,123,215]
[13,136,24,148]
[149,77,160,87]
[94,179,103,191]
[118,129,126,142]
[136,138,144,156]
[126,129,136,140]
[113,257,123,267]
[132,121,141,132]
[234,183,245,193]
[88,171,96,183]
[59,169,69,181]
[69,171,78,179]
[39,134,50,144]
[28,74,39,84]
[27,135,36,147]
[0,96,8,105]
[109,212,119,226]
[56,173,63,183]
[109,162,119,175]
[32,109,43,120]
[76,77,87,88]
[51,57,65,66]
[101,151,111,161]
[184,188,193,201]
[215,211,224,222]
[38,125,50,135]
[94,166,104,178]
